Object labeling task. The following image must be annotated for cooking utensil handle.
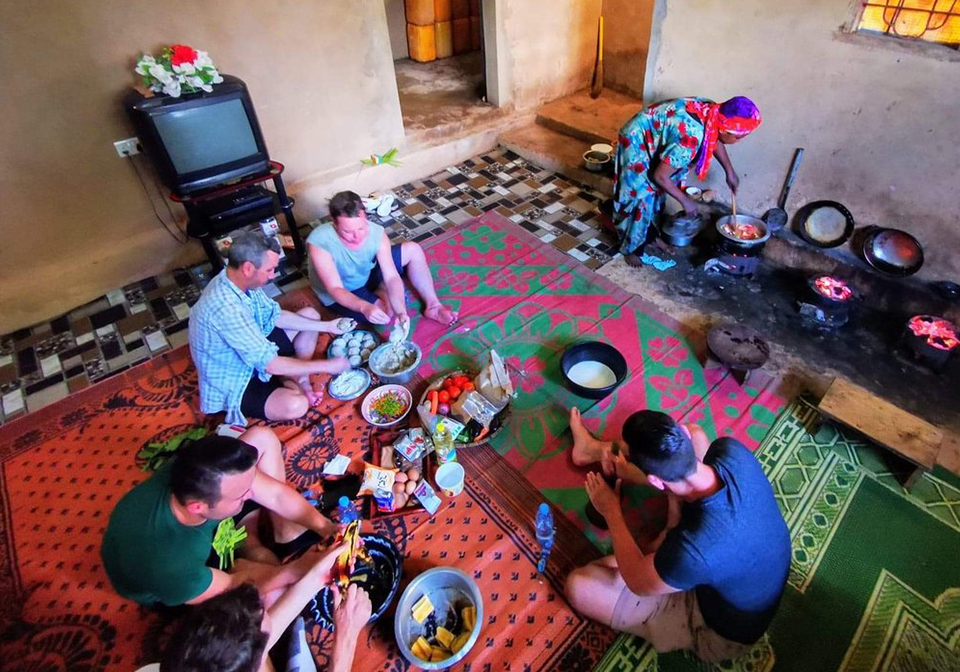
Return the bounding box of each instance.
[731,192,737,218]
[777,148,804,209]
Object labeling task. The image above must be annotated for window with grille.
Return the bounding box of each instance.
[855,0,960,48]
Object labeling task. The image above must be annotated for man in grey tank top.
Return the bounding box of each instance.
[307,191,458,330]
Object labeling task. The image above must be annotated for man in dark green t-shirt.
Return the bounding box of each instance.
[101,426,339,607]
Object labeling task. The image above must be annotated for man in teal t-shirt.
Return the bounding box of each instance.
[101,427,339,607]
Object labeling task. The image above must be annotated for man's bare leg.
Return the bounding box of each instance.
[399,241,458,325]
[284,307,323,405]
[240,427,306,544]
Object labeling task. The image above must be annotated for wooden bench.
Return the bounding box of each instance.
[817,377,942,490]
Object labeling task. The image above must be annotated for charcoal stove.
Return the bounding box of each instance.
[704,215,770,278]
[900,315,958,372]
[798,275,855,327]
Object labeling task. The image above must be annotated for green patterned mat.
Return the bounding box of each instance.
[592,398,960,672]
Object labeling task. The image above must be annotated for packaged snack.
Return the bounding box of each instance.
[394,427,429,462]
[358,463,398,497]
[450,390,499,429]
[373,487,396,512]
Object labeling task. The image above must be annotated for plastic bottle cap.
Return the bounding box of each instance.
[538,502,550,515]
[437,423,446,432]
[339,496,350,507]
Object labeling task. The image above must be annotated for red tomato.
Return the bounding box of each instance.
[443,378,455,389]
[438,390,450,403]
[462,381,475,392]
[448,385,462,399]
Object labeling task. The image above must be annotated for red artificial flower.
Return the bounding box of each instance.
[170,44,198,67]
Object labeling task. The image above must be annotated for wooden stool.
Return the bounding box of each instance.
[817,377,942,491]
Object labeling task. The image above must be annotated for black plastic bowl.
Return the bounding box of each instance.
[310,533,402,631]
[560,341,628,399]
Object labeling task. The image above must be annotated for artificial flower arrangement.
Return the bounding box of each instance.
[134,44,224,98]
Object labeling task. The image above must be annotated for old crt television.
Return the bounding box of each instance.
[124,75,270,196]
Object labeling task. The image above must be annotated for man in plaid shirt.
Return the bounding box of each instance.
[189,231,350,425]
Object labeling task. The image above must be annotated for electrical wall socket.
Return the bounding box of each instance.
[114,138,140,157]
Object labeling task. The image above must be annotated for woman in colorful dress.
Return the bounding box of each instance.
[613,96,762,267]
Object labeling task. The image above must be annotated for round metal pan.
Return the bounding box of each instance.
[861,227,924,277]
[795,200,855,248]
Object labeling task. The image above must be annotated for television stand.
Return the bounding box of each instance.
[171,161,305,268]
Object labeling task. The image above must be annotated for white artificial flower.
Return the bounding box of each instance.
[177,73,187,84]
[211,71,224,84]
[162,80,182,97]
[200,83,213,93]
[134,54,156,75]
[179,62,196,75]
[194,51,213,68]
[149,63,173,84]
[171,63,182,74]
[188,75,204,88]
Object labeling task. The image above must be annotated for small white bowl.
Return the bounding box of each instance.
[591,143,613,155]
[362,384,413,427]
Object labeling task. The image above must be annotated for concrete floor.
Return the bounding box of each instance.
[394,52,502,141]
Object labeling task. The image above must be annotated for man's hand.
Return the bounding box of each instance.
[333,583,373,637]
[324,357,352,374]
[307,542,348,584]
[585,472,622,519]
[396,312,411,340]
[361,302,391,325]
[725,170,740,195]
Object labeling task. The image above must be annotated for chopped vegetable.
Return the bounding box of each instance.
[412,595,435,623]
[369,391,408,423]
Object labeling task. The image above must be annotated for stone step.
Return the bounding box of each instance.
[535,88,643,146]
[498,123,614,195]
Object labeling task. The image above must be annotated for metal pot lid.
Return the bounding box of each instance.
[862,227,924,277]
[796,200,855,248]
[716,214,771,246]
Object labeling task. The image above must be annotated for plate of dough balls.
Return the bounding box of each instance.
[328,329,380,368]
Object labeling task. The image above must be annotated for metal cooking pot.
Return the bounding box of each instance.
[659,213,703,247]
[861,226,924,277]
[716,214,771,246]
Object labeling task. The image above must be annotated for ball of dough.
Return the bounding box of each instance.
[361,348,372,358]
[348,346,360,355]
[333,338,346,349]
[349,355,362,367]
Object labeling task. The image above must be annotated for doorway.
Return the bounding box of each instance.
[384,0,502,138]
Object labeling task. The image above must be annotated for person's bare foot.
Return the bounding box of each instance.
[297,376,322,406]
[624,252,644,268]
[424,303,458,326]
[570,407,611,466]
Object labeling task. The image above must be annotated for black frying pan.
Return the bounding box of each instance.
[861,226,924,277]
[795,200,855,248]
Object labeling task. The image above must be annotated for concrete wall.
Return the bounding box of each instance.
[601,0,654,98]
[384,0,410,60]
[494,0,603,109]
[645,0,960,281]
[0,0,405,334]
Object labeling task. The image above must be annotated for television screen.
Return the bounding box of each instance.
[153,99,259,175]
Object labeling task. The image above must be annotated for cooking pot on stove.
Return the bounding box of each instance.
[861,226,924,277]
[715,214,771,247]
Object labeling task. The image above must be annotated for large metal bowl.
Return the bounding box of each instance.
[369,341,423,385]
[394,567,484,670]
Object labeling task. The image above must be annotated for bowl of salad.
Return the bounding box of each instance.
[362,384,413,427]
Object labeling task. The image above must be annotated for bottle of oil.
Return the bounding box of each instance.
[433,422,457,464]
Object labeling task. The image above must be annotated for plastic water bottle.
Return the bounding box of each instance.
[338,496,360,526]
[433,422,457,464]
[535,502,555,572]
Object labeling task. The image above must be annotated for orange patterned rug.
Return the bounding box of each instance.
[0,332,614,671]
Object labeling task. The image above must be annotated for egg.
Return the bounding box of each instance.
[406,468,420,482]
[393,482,406,495]
[394,492,409,509]
[405,479,417,495]
[395,471,408,483]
